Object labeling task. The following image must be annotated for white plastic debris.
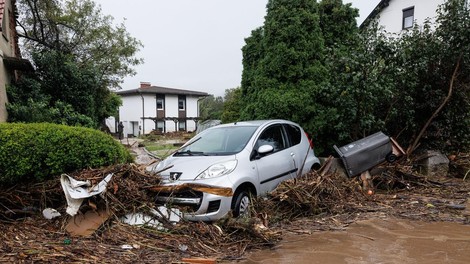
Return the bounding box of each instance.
[121,245,133,250]
[60,173,113,216]
[42,208,61,219]
[120,206,182,230]
[178,244,188,252]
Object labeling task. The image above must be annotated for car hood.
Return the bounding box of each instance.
[157,155,237,182]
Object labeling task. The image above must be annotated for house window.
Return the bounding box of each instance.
[178,95,186,111]
[156,96,164,110]
[157,121,165,132]
[178,121,186,131]
[403,7,414,29]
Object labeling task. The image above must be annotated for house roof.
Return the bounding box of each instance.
[115,85,209,97]
[360,0,391,29]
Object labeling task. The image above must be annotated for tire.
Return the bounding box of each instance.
[386,153,398,163]
[232,190,251,218]
[311,162,321,171]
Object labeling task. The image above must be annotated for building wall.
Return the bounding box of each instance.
[118,93,202,135]
[186,95,200,132]
[143,94,156,135]
[0,0,16,122]
[377,0,445,33]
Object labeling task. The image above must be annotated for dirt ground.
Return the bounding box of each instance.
[0,143,469,263]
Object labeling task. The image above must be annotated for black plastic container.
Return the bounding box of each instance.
[334,132,393,177]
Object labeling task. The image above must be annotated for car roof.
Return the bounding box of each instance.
[212,119,296,129]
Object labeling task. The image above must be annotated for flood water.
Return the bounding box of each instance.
[241,218,470,264]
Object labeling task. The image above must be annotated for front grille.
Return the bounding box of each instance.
[155,190,203,212]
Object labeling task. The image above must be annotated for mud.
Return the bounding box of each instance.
[241,218,470,264]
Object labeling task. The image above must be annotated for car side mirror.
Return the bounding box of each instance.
[250,144,274,161]
[257,144,274,154]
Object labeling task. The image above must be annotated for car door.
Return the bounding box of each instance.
[253,124,297,194]
[283,123,308,176]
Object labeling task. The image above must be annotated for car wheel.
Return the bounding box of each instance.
[386,153,398,163]
[232,191,251,218]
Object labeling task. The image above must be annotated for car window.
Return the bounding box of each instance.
[255,125,286,152]
[283,124,302,147]
[178,126,258,155]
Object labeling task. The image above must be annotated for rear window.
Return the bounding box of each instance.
[284,124,302,146]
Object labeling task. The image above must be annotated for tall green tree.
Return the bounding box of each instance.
[318,0,358,49]
[239,0,359,153]
[240,0,328,127]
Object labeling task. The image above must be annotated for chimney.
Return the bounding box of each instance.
[140,82,151,88]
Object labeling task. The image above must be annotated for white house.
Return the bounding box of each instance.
[361,0,446,33]
[115,82,208,136]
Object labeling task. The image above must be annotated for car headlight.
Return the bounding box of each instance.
[196,160,237,180]
[153,160,166,173]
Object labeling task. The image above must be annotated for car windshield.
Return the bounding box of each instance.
[175,126,258,156]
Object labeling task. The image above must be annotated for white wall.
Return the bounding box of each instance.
[0,1,16,122]
[165,95,178,132]
[119,94,157,135]
[118,93,202,135]
[186,95,200,131]
[119,95,139,136]
[377,0,445,33]
[143,94,156,135]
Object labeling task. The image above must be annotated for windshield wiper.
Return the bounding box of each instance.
[174,150,207,156]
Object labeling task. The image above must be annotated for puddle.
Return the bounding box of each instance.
[241,219,470,264]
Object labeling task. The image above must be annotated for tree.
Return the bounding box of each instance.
[239,0,359,154]
[240,0,328,124]
[199,95,224,121]
[344,0,470,153]
[383,0,470,152]
[221,87,243,123]
[318,0,358,49]
[7,0,142,127]
[16,0,143,88]
[7,50,122,127]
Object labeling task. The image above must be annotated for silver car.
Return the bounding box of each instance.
[153,119,321,221]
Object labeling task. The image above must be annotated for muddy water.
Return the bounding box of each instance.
[241,219,470,264]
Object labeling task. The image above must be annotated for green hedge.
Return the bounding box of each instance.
[0,122,133,185]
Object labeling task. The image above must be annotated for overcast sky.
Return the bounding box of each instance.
[98,0,379,97]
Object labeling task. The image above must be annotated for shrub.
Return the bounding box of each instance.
[0,122,133,185]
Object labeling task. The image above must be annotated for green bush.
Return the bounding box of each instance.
[0,122,133,185]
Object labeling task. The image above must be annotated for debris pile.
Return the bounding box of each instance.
[0,164,280,263]
[0,152,469,262]
[253,171,363,223]
[449,152,470,179]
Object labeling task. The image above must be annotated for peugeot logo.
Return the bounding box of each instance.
[169,172,182,181]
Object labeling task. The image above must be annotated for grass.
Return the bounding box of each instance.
[140,132,194,159]
[141,140,181,159]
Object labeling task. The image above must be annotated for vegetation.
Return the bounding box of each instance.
[0,123,132,185]
[7,0,142,128]
[221,87,243,123]
[224,0,470,154]
[237,0,357,154]
[357,0,470,154]
[199,95,224,121]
